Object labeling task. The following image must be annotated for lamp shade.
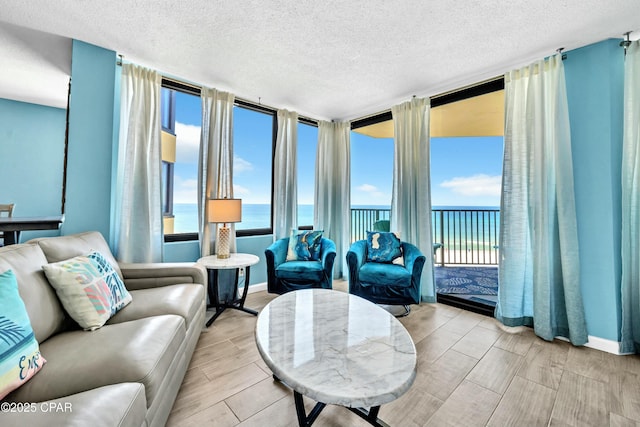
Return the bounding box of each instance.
[207,198,242,223]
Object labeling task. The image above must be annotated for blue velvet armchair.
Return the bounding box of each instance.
[346,239,426,306]
[265,237,337,294]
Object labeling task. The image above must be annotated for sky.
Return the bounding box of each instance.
[170,90,503,209]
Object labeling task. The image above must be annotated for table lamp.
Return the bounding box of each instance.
[208,198,242,259]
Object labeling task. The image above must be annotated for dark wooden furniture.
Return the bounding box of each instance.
[0,215,64,245]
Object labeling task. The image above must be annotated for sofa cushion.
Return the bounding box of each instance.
[42,251,132,331]
[107,283,203,331]
[359,262,412,288]
[0,270,46,399]
[33,231,123,279]
[276,260,324,281]
[0,244,66,343]
[6,315,185,408]
[1,383,147,427]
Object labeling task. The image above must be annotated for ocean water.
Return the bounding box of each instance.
[170,203,500,249]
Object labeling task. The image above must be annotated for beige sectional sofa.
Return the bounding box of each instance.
[0,231,207,427]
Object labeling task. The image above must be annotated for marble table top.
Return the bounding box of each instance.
[255,289,416,408]
[197,253,259,270]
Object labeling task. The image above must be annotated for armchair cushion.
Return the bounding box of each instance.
[347,239,426,306]
[266,237,336,294]
[276,260,324,281]
[286,230,323,261]
[366,231,402,263]
[359,262,412,288]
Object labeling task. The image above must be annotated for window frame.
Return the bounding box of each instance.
[161,80,282,242]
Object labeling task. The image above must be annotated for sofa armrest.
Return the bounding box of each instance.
[119,262,207,291]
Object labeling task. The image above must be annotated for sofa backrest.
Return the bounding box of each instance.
[31,231,123,279]
[0,243,67,343]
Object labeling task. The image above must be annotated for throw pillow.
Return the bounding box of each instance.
[0,269,47,400]
[366,231,403,263]
[42,251,132,331]
[286,229,324,261]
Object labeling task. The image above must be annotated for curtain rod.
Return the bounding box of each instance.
[117,58,318,125]
[351,75,505,125]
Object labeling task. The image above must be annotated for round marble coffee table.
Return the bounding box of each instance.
[255,288,416,427]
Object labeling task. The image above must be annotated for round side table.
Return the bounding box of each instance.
[197,253,260,327]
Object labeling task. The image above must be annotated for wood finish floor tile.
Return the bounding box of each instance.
[379,387,443,427]
[236,395,299,427]
[167,401,239,427]
[414,326,464,364]
[225,377,290,421]
[467,347,523,394]
[425,380,501,427]
[168,288,640,427]
[517,340,569,390]
[452,324,503,359]
[418,349,479,401]
[610,412,640,427]
[440,310,484,336]
[493,327,537,356]
[610,371,640,422]
[550,370,608,427]
[564,345,612,383]
[487,376,556,427]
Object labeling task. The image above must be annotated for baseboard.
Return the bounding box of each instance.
[247,282,267,294]
[585,335,627,355]
[556,334,625,355]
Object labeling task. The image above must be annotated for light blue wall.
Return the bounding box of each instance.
[0,98,66,241]
[53,38,631,334]
[565,39,624,341]
[63,40,118,239]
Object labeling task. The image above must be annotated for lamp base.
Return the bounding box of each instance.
[217,225,231,259]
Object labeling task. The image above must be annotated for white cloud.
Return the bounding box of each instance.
[233,184,251,196]
[357,184,378,193]
[440,174,502,197]
[174,122,201,164]
[173,176,197,204]
[234,156,253,173]
[353,183,388,205]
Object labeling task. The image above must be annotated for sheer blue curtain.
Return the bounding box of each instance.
[198,88,235,257]
[315,121,350,278]
[497,55,587,345]
[621,40,640,354]
[115,64,163,262]
[273,109,298,239]
[391,97,435,302]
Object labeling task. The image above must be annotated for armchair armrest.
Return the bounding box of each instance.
[119,262,207,291]
[265,238,289,267]
[346,240,367,294]
[320,238,336,268]
[265,238,289,293]
[401,242,427,288]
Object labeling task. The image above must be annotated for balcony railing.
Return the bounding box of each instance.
[350,207,500,266]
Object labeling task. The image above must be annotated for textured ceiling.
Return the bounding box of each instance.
[1,1,639,119]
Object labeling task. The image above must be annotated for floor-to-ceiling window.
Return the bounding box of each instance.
[160,82,278,240]
[297,121,318,228]
[350,115,394,242]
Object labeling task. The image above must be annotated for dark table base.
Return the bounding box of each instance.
[274,375,391,427]
[206,265,257,327]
